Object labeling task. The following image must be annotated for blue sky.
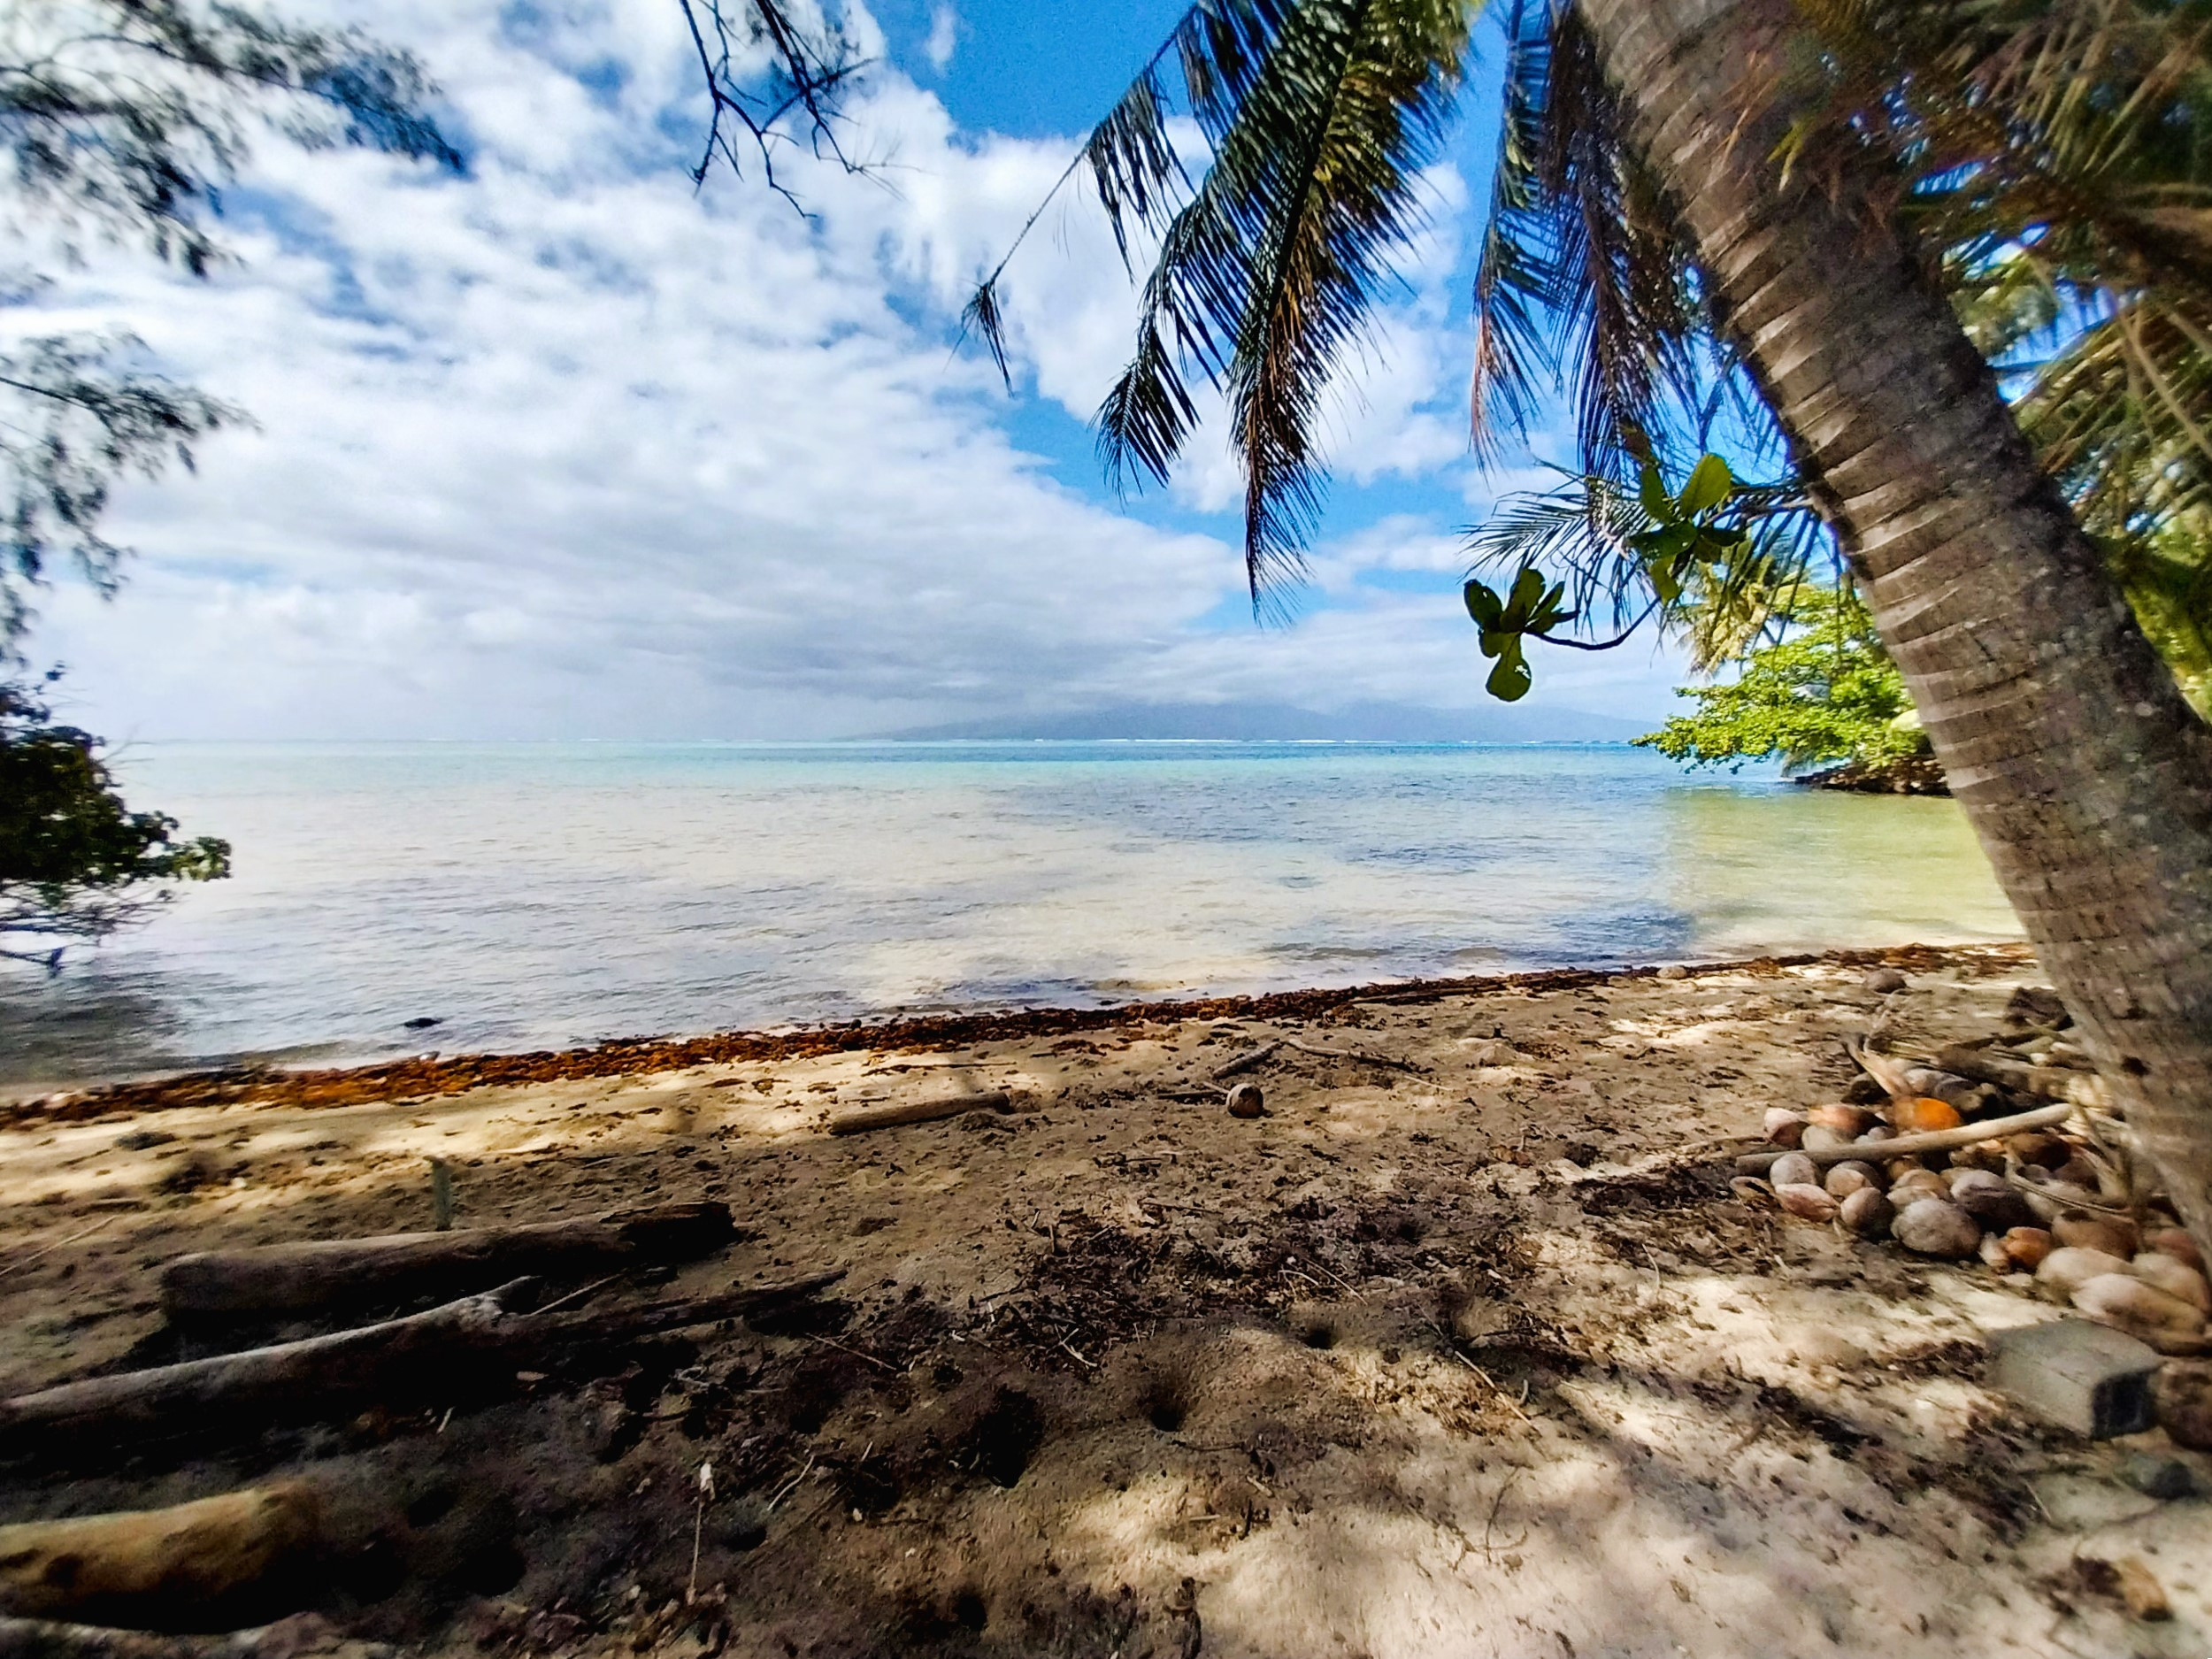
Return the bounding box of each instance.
[18,0,1686,740]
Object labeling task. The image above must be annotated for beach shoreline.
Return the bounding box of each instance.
[2,941,2034,1123]
[3,937,2204,1655]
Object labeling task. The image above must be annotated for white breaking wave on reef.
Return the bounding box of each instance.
[0,741,2020,1088]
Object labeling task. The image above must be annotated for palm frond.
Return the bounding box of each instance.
[967,0,1471,609]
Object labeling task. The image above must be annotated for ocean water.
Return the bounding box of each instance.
[0,741,2022,1089]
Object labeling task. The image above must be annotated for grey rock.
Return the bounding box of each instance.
[1988,1318,2162,1438]
[2115,1453,2197,1500]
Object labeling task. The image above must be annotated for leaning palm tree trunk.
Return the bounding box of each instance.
[1575,0,2212,1248]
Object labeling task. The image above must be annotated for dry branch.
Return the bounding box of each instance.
[1931,1044,2112,1108]
[161,1201,735,1318]
[0,1485,318,1626]
[0,1271,841,1460]
[1731,1102,2073,1174]
[1210,1041,1281,1080]
[828,1092,1010,1135]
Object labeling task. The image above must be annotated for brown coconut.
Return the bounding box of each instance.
[1891,1199,1981,1259]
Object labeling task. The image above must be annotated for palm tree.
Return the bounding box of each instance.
[964,0,2212,1249]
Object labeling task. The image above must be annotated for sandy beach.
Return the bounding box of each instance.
[2,942,2206,1658]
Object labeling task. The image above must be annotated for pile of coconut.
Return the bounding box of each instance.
[1736,982,2208,1356]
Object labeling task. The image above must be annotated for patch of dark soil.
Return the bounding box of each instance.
[1752,1383,1871,1456]
[1578,1163,1733,1218]
[957,1385,1044,1488]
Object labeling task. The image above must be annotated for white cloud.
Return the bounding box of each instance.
[18,0,1679,739]
[924,4,959,71]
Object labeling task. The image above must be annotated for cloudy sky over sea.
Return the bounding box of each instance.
[20,0,1687,741]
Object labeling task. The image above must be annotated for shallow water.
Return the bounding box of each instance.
[0,741,2020,1087]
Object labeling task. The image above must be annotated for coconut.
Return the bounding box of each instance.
[1775,1183,1840,1223]
[1889,1169,1949,1206]
[2072,1274,2208,1352]
[1800,1125,1848,1154]
[2131,1253,2211,1315]
[2053,1214,2137,1258]
[1808,1104,1877,1139]
[1824,1161,1880,1199]
[2147,1228,2203,1272]
[1886,1097,1963,1133]
[1891,1199,1981,1258]
[1768,1151,1817,1189]
[2001,1226,2054,1271]
[1947,1170,2036,1231]
[1838,1187,1893,1240]
[2035,1245,2132,1302]
[1763,1109,1806,1148]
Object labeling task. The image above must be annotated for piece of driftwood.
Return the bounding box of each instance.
[1932,1044,2112,1109]
[1282,1037,1423,1073]
[0,1484,318,1627]
[1732,1102,2073,1174]
[0,1271,841,1459]
[161,1202,736,1318]
[827,1093,1010,1135]
[1209,1041,1281,1081]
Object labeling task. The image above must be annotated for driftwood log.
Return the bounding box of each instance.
[1210,1041,1280,1081]
[161,1202,736,1318]
[0,1485,318,1628]
[828,1093,1010,1135]
[0,1271,841,1461]
[1732,1102,2073,1174]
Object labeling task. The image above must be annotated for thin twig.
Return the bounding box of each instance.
[0,1217,110,1281]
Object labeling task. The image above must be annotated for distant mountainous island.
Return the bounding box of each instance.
[879,700,1648,743]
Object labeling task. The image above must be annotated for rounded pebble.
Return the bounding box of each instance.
[1225,1082,1265,1119]
[1776,1183,1839,1223]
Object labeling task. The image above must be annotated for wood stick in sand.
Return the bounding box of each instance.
[1210,1041,1281,1081]
[162,1201,736,1318]
[0,1484,319,1626]
[1732,1102,2073,1174]
[828,1092,1010,1135]
[0,1271,841,1458]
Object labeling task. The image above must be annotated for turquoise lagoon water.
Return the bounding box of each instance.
[0,741,2021,1088]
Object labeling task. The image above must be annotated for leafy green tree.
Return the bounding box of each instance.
[0,1,456,963]
[1633,586,1939,789]
[0,676,229,967]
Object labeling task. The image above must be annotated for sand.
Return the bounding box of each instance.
[0,942,2206,1658]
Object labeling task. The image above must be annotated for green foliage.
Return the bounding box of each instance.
[1462,564,1571,701]
[0,677,229,966]
[964,0,1474,610]
[0,4,453,959]
[1634,588,1930,776]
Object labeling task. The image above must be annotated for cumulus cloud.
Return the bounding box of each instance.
[19,0,1680,740]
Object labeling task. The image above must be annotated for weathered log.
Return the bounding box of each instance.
[828,1093,1010,1135]
[161,1202,734,1318]
[1932,1045,2112,1109]
[1209,1041,1280,1081]
[0,1271,841,1460]
[0,1485,318,1628]
[0,1617,222,1658]
[1732,1102,2074,1174]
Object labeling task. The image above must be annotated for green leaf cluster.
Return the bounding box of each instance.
[0,679,229,965]
[1633,588,1930,776]
[1462,565,1571,701]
